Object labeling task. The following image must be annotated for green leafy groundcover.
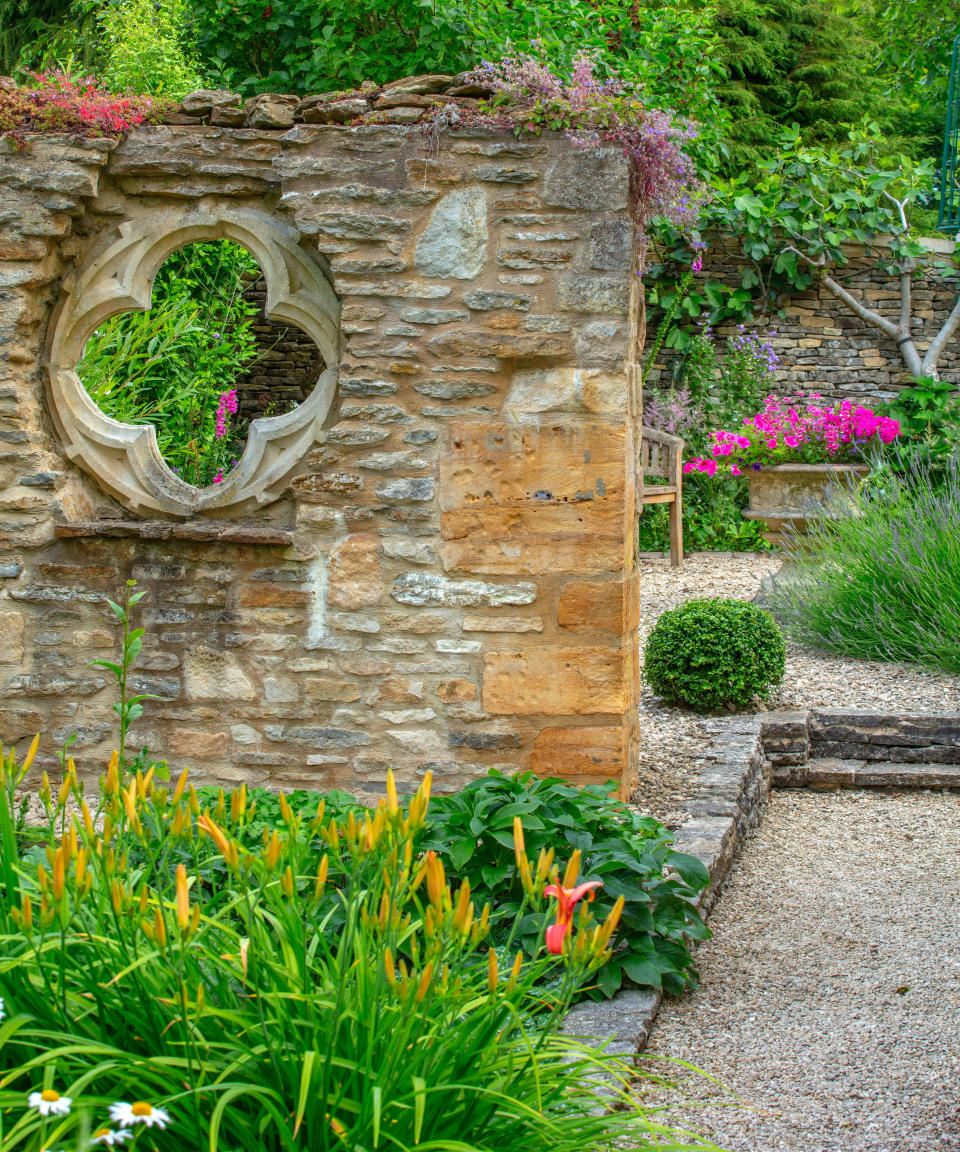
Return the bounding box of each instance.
[198,769,711,998]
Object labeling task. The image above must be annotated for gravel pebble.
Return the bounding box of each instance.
[637,789,960,1152]
[633,554,960,824]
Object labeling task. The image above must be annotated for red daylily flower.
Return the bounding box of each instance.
[544,880,602,954]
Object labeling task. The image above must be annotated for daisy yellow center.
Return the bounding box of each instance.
[40,1090,60,1102]
[131,1102,153,1117]
[94,1130,110,1139]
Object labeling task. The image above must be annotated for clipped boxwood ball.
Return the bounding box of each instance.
[644,597,786,712]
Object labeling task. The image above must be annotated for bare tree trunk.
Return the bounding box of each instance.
[786,245,959,382]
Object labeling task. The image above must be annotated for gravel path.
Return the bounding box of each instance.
[637,789,960,1152]
[633,553,960,824]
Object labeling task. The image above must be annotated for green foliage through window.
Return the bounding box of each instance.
[76,240,271,488]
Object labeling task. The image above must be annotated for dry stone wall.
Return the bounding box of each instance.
[645,242,960,402]
[0,117,644,798]
[234,275,326,422]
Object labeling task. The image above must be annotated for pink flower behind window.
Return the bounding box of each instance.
[215,389,238,440]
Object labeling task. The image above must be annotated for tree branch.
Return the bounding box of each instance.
[820,273,900,339]
[898,267,912,334]
[921,292,960,377]
[882,191,910,234]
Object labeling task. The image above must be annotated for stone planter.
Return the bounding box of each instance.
[742,463,869,546]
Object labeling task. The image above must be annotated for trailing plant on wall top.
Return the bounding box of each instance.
[467,52,706,257]
[0,69,168,145]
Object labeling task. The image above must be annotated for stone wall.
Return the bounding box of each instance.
[235,274,325,422]
[0,119,644,797]
[644,241,960,403]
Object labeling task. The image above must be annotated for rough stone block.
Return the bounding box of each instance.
[531,724,623,777]
[462,615,543,633]
[169,729,229,759]
[327,533,382,610]
[435,678,476,703]
[557,579,626,633]
[183,647,255,702]
[483,646,627,715]
[392,572,537,608]
[414,188,487,279]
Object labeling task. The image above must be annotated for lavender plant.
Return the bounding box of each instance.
[769,456,960,672]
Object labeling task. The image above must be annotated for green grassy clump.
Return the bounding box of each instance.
[769,458,960,672]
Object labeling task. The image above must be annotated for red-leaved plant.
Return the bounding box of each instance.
[0,72,170,148]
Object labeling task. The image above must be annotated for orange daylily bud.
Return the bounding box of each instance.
[452,880,472,934]
[562,849,582,890]
[21,892,32,931]
[414,961,434,1003]
[425,851,446,908]
[153,906,167,948]
[175,864,190,934]
[105,752,119,797]
[51,847,65,901]
[278,792,293,827]
[281,866,294,897]
[385,769,398,815]
[506,950,523,993]
[487,947,498,994]
[198,812,239,870]
[314,854,329,899]
[535,847,555,883]
[594,895,625,950]
[263,830,281,871]
[230,784,246,823]
[171,768,189,805]
[513,816,525,861]
[384,947,396,986]
[21,733,39,776]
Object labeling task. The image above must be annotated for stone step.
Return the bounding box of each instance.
[774,758,960,790]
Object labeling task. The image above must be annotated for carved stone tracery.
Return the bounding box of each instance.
[46,206,341,517]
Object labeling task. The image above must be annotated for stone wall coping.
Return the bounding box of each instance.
[54,521,293,546]
[750,463,870,474]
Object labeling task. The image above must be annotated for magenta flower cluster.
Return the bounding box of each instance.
[211,389,239,485]
[684,394,901,477]
[215,388,238,440]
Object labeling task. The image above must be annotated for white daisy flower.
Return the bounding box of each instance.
[92,1128,132,1146]
[109,1101,171,1129]
[28,1089,72,1116]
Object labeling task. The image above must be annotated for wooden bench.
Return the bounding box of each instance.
[639,426,684,569]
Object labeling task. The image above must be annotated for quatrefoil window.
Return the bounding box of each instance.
[47,208,340,517]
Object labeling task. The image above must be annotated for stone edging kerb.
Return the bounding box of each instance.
[562,707,960,1055]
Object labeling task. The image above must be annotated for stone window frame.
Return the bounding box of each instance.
[46,206,340,518]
